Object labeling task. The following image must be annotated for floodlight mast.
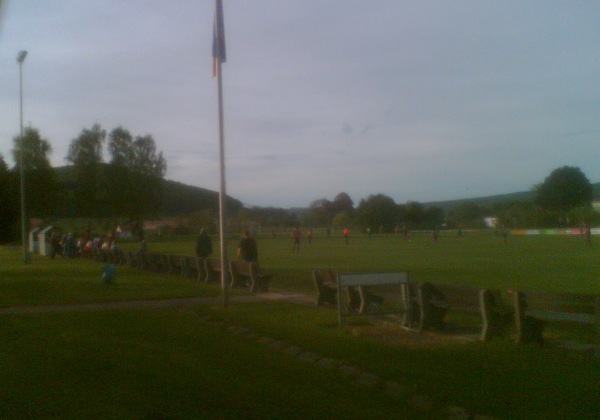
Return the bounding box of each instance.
[17,50,28,63]
[17,50,29,263]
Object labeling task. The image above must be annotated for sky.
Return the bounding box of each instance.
[1,1,599,208]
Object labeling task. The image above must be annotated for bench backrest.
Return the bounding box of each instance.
[420,283,482,309]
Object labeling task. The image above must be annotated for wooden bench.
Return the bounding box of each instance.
[204,258,224,283]
[313,269,339,306]
[167,255,188,277]
[352,286,384,314]
[144,253,165,272]
[512,290,599,345]
[123,250,137,268]
[410,282,513,341]
[146,252,165,273]
[229,260,272,293]
[336,272,408,327]
[136,252,149,269]
[313,269,367,311]
[192,257,207,282]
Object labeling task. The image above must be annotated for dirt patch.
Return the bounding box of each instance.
[349,322,480,348]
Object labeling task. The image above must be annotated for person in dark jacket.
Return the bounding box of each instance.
[195,228,213,260]
[237,229,258,263]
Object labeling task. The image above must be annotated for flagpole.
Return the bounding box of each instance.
[215,0,229,308]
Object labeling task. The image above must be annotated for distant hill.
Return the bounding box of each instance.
[54,165,242,217]
[425,190,534,211]
[53,165,599,215]
[426,182,600,211]
[161,179,242,216]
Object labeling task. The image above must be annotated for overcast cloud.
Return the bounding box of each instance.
[1,1,599,208]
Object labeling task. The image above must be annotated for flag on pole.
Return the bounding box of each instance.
[212,0,226,77]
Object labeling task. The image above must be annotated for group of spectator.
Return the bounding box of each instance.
[48,226,265,268]
[49,230,119,261]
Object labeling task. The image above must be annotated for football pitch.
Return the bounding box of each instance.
[186,231,600,295]
[0,233,598,418]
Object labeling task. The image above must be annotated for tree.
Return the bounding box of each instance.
[106,128,167,220]
[331,211,353,229]
[129,135,166,219]
[107,126,134,167]
[332,192,354,215]
[132,135,167,178]
[12,127,53,171]
[355,194,398,233]
[535,166,592,212]
[65,124,106,216]
[106,127,134,217]
[66,124,105,167]
[404,201,425,226]
[302,198,333,226]
[0,154,19,242]
[423,206,445,229]
[11,127,59,218]
[448,201,486,227]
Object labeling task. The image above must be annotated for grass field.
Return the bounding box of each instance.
[1,233,599,418]
[145,231,600,294]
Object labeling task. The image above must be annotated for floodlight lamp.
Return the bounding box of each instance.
[17,50,28,63]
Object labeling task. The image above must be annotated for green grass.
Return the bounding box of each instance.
[213,301,599,419]
[0,250,218,307]
[1,234,599,418]
[147,231,600,294]
[0,308,413,418]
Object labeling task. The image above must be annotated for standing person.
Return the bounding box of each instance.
[292,227,301,253]
[195,228,213,279]
[65,233,75,259]
[307,228,313,245]
[136,239,148,269]
[343,227,350,245]
[196,228,213,259]
[137,239,147,259]
[237,229,258,263]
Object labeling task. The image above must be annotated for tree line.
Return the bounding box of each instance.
[233,167,598,233]
[0,124,167,243]
[1,123,597,244]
